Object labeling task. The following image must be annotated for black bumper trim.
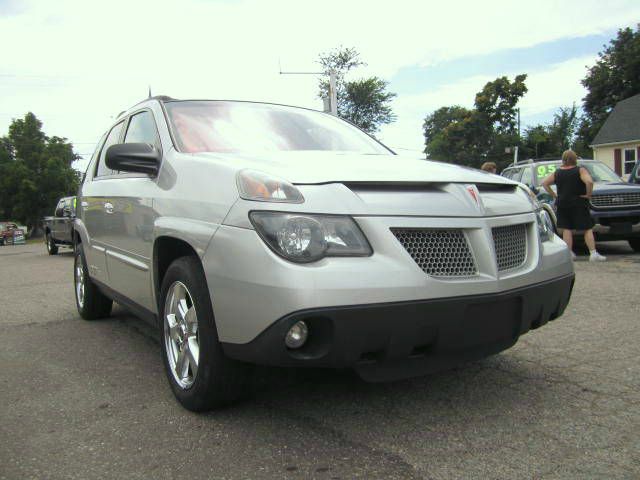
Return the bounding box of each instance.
[222,274,575,382]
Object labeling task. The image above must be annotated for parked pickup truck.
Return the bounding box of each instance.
[74,97,574,411]
[43,196,76,254]
[502,159,640,252]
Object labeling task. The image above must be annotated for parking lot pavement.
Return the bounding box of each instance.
[1,242,639,480]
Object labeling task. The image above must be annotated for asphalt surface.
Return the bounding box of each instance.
[1,242,639,480]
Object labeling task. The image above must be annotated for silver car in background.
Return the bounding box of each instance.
[74,97,574,411]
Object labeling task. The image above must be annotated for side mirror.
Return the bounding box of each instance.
[55,207,64,217]
[106,143,160,175]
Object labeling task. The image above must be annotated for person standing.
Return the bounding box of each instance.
[542,150,606,262]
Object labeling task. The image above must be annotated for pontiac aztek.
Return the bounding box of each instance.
[74,97,574,411]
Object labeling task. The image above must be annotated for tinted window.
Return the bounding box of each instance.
[55,200,65,217]
[95,122,125,177]
[124,111,159,146]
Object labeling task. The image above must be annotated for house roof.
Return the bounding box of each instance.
[592,93,640,146]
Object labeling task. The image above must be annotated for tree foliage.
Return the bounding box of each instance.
[423,75,527,168]
[317,47,396,134]
[520,105,580,159]
[0,113,79,232]
[576,24,640,155]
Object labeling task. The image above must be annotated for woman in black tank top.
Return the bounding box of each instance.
[555,166,587,208]
[542,150,606,262]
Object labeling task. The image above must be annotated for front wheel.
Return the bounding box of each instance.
[159,256,250,411]
[74,245,113,320]
[46,233,58,255]
[629,238,640,252]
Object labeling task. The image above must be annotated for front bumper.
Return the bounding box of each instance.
[591,209,640,239]
[222,273,575,381]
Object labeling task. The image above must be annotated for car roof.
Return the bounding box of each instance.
[506,159,597,168]
[123,96,327,118]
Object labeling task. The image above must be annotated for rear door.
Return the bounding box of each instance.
[81,122,125,284]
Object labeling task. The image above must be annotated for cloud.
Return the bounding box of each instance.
[1,0,638,165]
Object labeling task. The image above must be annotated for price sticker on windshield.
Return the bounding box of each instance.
[536,164,557,179]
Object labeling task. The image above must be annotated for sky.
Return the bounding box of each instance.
[1,0,639,171]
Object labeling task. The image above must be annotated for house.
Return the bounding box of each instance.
[591,93,640,178]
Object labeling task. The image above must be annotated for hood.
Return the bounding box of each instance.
[593,181,640,193]
[194,152,515,186]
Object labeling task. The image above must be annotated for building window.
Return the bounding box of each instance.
[624,148,637,174]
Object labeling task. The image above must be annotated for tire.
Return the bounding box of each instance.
[74,244,113,320]
[159,256,250,411]
[629,238,640,252]
[46,233,58,255]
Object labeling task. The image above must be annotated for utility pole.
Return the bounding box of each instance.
[513,107,521,164]
[279,61,338,115]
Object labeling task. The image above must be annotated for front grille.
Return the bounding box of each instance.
[391,228,477,277]
[591,192,640,208]
[492,224,527,271]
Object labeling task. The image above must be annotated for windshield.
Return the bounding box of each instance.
[534,161,621,184]
[164,101,391,155]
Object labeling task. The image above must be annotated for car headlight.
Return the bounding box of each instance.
[249,211,372,263]
[536,208,554,242]
[237,169,304,203]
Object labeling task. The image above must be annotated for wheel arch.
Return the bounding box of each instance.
[153,236,202,309]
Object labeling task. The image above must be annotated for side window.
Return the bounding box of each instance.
[520,167,533,186]
[55,200,65,217]
[95,122,125,177]
[124,111,159,146]
[504,168,522,181]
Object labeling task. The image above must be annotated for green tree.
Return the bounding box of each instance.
[317,47,396,134]
[520,105,580,159]
[0,112,79,232]
[423,75,527,169]
[576,24,640,155]
[475,74,528,135]
[341,78,396,134]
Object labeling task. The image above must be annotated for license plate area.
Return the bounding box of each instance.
[443,297,522,350]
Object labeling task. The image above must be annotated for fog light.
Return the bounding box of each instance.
[285,321,308,349]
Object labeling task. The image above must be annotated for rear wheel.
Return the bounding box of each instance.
[629,238,640,252]
[46,233,58,255]
[159,256,249,411]
[74,244,113,320]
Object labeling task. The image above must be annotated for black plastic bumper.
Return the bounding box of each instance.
[222,274,575,382]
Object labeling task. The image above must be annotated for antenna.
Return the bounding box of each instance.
[148,86,152,99]
[278,60,337,115]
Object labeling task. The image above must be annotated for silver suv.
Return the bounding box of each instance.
[75,97,574,411]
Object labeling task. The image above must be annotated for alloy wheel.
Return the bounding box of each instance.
[74,254,85,308]
[164,281,200,389]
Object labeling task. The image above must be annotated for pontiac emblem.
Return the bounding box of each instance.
[464,184,484,213]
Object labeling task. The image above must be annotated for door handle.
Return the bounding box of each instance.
[104,202,114,214]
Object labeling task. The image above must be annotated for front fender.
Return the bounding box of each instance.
[152,217,220,258]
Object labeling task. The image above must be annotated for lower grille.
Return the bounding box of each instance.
[391,228,477,277]
[492,224,527,271]
[591,192,640,208]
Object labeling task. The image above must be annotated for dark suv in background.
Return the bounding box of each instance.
[502,159,640,252]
